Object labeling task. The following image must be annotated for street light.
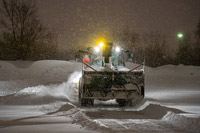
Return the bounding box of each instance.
[177,33,183,39]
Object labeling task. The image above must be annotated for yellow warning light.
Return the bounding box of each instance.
[98,42,104,48]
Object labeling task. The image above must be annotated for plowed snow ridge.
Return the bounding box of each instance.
[0,60,200,133]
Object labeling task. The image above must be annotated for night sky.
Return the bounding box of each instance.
[2,0,200,52]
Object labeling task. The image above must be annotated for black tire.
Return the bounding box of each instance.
[78,91,81,104]
[81,99,87,106]
[128,99,133,106]
[116,99,127,107]
[78,78,81,104]
[141,86,145,97]
[88,99,94,106]
[81,99,94,106]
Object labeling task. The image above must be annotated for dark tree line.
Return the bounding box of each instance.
[0,0,57,60]
[193,20,200,65]
[177,20,200,66]
[112,19,200,67]
[0,0,199,67]
[112,28,170,67]
[143,32,168,67]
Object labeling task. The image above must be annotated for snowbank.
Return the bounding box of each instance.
[163,111,200,133]
[85,103,184,119]
[0,60,200,105]
[145,64,200,91]
[0,71,82,104]
[0,60,81,96]
[125,62,200,91]
[0,60,199,133]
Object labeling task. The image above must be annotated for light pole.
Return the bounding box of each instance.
[177,33,184,39]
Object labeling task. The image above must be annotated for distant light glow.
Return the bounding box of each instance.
[99,42,104,48]
[94,46,100,53]
[115,46,121,52]
[177,33,183,39]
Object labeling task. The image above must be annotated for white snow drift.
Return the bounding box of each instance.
[0,60,200,133]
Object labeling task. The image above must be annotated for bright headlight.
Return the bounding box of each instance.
[115,46,121,53]
[94,46,100,53]
[99,42,104,48]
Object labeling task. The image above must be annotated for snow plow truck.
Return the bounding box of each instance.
[78,42,145,106]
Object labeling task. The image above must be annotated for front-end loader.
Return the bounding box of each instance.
[78,42,145,106]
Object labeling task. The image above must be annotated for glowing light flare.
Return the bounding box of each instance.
[115,46,121,52]
[177,33,183,39]
[94,46,100,53]
[99,42,104,48]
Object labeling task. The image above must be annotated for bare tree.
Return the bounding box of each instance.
[112,27,144,63]
[113,26,139,49]
[143,32,168,67]
[194,19,200,65]
[0,0,56,60]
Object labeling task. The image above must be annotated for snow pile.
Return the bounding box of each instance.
[0,60,81,96]
[0,60,81,81]
[15,84,67,98]
[38,102,112,133]
[85,102,184,119]
[125,62,200,91]
[0,71,81,104]
[1,60,200,96]
[0,60,200,133]
[38,101,70,113]
[38,101,76,114]
[0,70,82,105]
[163,112,200,133]
[141,103,184,119]
[145,64,200,91]
[71,108,112,132]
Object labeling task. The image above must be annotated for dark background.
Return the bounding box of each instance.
[0,0,200,66]
[36,0,200,53]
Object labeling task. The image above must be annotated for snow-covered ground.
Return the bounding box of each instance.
[0,60,199,133]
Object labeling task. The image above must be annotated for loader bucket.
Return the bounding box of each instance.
[79,70,144,101]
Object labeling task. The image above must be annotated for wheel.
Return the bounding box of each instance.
[116,99,127,107]
[81,99,94,106]
[128,99,133,106]
[81,99,88,106]
[141,86,145,97]
[88,99,94,106]
[78,91,81,104]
